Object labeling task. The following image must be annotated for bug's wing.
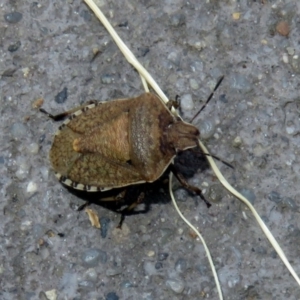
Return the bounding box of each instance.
[50,97,147,191]
[65,152,146,190]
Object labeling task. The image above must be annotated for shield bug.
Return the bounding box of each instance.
[41,78,224,210]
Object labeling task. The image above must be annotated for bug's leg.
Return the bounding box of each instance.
[40,100,98,121]
[117,192,145,228]
[170,165,211,208]
[166,98,179,110]
[76,201,91,211]
[100,190,127,202]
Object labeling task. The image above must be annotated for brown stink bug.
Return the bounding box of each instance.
[41,78,224,212]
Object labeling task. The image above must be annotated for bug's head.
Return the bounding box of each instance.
[167,120,199,151]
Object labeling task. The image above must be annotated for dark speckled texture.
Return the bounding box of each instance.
[1,0,300,299]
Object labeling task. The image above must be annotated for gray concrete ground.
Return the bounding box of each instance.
[1,0,300,299]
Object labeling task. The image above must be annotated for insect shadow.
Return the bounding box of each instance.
[66,148,210,222]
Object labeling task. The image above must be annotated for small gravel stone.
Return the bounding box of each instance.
[40,166,49,181]
[166,278,185,294]
[79,9,92,22]
[158,252,169,261]
[286,47,295,56]
[55,87,68,104]
[174,258,187,273]
[27,143,39,154]
[4,12,23,24]
[106,292,119,300]
[106,267,122,276]
[276,21,290,36]
[143,261,156,275]
[121,280,135,288]
[11,122,27,138]
[155,262,163,269]
[81,248,107,267]
[180,94,194,111]
[198,119,215,139]
[282,53,289,63]
[101,74,113,84]
[229,74,251,92]
[233,136,242,147]
[27,181,38,193]
[16,160,30,180]
[167,51,180,66]
[45,289,57,300]
[268,191,281,204]
[238,188,256,204]
[100,216,111,238]
[8,41,21,52]
[189,78,199,90]
[208,184,224,203]
[78,280,94,290]
[84,268,97,281]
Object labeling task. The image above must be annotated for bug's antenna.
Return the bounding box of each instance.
[190,75,224,123]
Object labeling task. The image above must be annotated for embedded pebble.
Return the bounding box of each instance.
[101,74,113,84]
[55,87,68,104]
[45,289,57,300]
[167,51,180,66]
[106,292,119,300]
[282,53,289,63]
[4,12,23,23]
[232,12,241,20]
[174,258,187,273]
[8,41,21,52]
[143,261,156,275]
[155,262,163,270]
[180,94,194,111]
[229,74,251,92]
[286,121,295,135]
[11,122,27,138]
[208,184,224,203]
[232,136,242,147]
[20,220,32,231]
[238,188,256,204]
[81,248,107,267]
[84,268,97,281]
[267,191,281,204]
[106,267,122,276]
[198,119,216,139]
[40,166,49,181]
[79,9,92,22]
[174,189,189,202]
[16,160,30,180]
[189,78,199,90]
[27,143,39,154]
[276,21,290,36]
[286,47,295,56]
[281,197,298,210]
[100,216,111,238]
[147,250,155,257]
[27,181,37,193]
[166,278,185,294]
[158,252,169,261]
[121,280,135,288]
[78,280,94,290]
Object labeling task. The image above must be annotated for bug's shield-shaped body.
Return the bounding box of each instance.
[50,93,199,191]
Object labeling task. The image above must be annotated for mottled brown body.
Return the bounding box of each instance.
[49,93,199,191]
